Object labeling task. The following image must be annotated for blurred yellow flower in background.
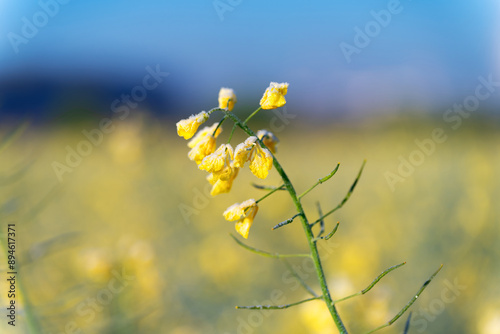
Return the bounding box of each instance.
[80,248,114,282]
[218,87,237,111]
[223,199,259,238]
[300,299,336,334]
[176,111,209,139]
[260,82,289,109]
[478,307,500,334]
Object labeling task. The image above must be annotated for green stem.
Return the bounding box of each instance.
[311,161,366,227]
[333,262,406,304]
[365,264,443,334]
[230,234,311,259]
[212,116,227,137]
[252,183,286,191]
[256,184,285,203]
[272,213,302,230]
[299,164,340,200]
[227,123,237,144]
[236,296,322,310]
[280,258,319,297]
[224,111,348,334]
[312,222,340,242]
[243,107,262,124]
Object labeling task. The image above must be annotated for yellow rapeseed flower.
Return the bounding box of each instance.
[199,144,233,174]
[234,136,258,168]
[257,129,279,153]
[249,145,273,179]
[207,162,239,196]
[176,111,209,139]
[234,136,273,179]
[218,88,237,111]
[188,135,216,164]
[223,199,259,239]
[259,82,289,109]
[188,123,222,148]
[187,123,222,164]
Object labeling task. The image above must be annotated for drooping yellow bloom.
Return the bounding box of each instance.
[188,135,216,164]
[234,136,273,179]
[199,144,234,174]
[176,111,209,139]
[187,123,222,164]
[188,123,222,148]
[223,199,259,239]
[249,146,273,179]
[234,136,258,168]
[218,88,237,111]
[259,82,289,109]
[257,129,279,153]
[207,162,239,196]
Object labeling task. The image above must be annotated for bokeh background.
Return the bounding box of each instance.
[1,1,499,333]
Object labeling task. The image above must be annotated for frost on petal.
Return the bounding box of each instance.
[198,144,229,173]
[188,135,216,164]
[176,111,209,139]
[249,146,273,179]
[257,130,279,153]
[234,203,258,238]
[234,136,258,168]
[223,203,245,221]
[218,88,237,111]
[259,82,289,110]
[188,123,221,148]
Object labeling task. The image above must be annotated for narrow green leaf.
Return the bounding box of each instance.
[365,264,444,334]
[236,296,322,310]
[230,234,311,259]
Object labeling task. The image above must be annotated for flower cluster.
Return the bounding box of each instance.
[176,83,287,238]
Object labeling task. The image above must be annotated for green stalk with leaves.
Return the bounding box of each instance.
[176,82,442,333]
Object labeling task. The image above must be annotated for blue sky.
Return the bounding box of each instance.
[1,0,499,117]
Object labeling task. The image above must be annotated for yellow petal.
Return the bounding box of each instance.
[199,152,225,173]
[223,203,245,221]
[188,123,221,148]
[199,144,232,173]
[257,130,279,154]
[176,111,209,139]
[234,204,258,238]
[188,135,216,164]
[259,82,289,110]
[210,178,231,196]
[218,88,237,111]
[235,219,251,239]
[234,136,257,168]
[223,199,256,221]
[249,145,273,179]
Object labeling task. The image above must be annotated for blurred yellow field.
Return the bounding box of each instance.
[0,113,498,333]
